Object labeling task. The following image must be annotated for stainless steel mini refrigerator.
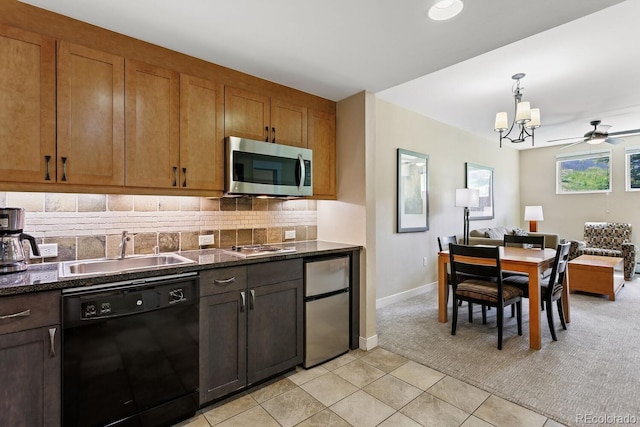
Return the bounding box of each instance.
[303,256,350,368]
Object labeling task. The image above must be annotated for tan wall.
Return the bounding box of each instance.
[1,192,317,263]
[519,135,640,244]
[374,99,520,299]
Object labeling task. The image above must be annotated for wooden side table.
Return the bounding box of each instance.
[568,255,625,301]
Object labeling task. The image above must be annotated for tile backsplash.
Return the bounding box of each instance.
[1,192,317,263]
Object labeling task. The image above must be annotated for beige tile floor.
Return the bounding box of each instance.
[176,348,566,427]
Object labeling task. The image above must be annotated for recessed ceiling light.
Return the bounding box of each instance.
[428,0,464,21]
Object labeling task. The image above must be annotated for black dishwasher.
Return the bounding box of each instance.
[62,273,199,427]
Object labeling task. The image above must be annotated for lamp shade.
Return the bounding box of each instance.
[455,188,480,208]
[524,205,544,221]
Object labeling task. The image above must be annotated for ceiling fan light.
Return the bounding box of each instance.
[428,0,464,21]
[586,136,605,145]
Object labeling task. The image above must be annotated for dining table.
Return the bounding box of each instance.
[437,245,570,350]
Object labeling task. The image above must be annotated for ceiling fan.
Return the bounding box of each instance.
[550,120,640,149]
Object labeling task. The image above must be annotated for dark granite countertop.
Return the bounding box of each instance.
[0,241,361,296]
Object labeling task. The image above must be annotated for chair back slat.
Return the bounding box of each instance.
[437,235,457,252]
[449,244,502,286]
[504,234,545,249]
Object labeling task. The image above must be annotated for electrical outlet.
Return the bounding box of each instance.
[284,230,296,239]
[198,234,215,246]
[33,243,58,258]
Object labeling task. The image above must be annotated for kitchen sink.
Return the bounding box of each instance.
[58,253,195,278]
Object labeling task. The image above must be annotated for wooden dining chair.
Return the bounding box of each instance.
[438,235,460,307]
[449,244,523,350]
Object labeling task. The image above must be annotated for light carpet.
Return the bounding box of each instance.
[377,280,640,427]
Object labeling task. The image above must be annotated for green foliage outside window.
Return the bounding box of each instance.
[557,153,610,193]
[628,152,640,189]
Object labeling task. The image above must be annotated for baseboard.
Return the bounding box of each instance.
[376,281,436,309]
[359,334,378,351]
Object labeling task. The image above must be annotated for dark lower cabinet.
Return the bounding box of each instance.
[199,260,303,405]
[0,291,61,427]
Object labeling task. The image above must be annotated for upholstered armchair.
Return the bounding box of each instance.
[568,222,637,280]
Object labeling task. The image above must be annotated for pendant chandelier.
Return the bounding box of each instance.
[494,73,541,148]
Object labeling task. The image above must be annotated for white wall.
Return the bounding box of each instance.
[519,135,640,244]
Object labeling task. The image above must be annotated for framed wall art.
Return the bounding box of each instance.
[397,149,429,232]
[465,162,494,220]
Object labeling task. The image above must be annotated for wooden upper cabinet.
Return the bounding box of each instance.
[57,41,125,186]
[225,86,308,147]
[225,86,270,141]
[180,75,224,191]
[308,109,336,199]
[271,99,307,147]
[0,24,55,184]
[125,59,180,188]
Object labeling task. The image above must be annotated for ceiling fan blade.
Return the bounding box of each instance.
[547,136,584,143]
[606,137,624,145]
[559,139,587,150]
[608,128,640,137]
[595,124,612,133]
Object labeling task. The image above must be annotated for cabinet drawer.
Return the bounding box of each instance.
[200,267,247,296]
[248,259,303,287]
[0,291,60,334]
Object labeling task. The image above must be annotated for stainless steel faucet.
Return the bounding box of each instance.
[118,231,130,259]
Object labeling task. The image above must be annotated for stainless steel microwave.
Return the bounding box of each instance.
[225,136,313,197]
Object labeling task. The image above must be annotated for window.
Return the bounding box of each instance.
[625,146,640,191]
[556,149,611,194]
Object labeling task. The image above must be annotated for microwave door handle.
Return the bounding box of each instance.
[297,154,305,191]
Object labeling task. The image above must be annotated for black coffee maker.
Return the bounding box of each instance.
[0,207,40,274]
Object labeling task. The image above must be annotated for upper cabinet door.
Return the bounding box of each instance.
[271,99,307,148]
[225,86,270,141]
[0,24,55,184]
[308,109,336,199]
[125,59,180,188]
[180,74,224,191]
[57,41,125,186]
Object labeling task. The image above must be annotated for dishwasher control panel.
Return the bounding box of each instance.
[62,274,199,326]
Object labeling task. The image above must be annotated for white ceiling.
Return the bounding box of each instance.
[20,0,640,149]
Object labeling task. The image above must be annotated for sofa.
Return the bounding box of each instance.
[466,226,560,249]
[568,222,637,281]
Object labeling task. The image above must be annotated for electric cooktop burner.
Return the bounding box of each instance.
[222,244,297,258]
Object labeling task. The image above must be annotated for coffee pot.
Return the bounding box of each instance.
[0,207,40,274]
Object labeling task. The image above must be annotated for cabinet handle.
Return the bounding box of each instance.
[0,309,30,320]
[172,166,178,187]
[249,289,255,310]
[182,167,187,187]
[61,157,68,182]
[44,155,51,181]
[240,291,246,312]
[265,126,269,142]
[48,327,57,358]
[213,277,236,285]
[272,127,276,143]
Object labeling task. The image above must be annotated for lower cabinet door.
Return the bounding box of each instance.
[247,279,303,384]
[0,325,61,427]
[200,291,247,404]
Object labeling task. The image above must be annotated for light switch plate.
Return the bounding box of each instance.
[284,230,296,239]
[199,234,215,246]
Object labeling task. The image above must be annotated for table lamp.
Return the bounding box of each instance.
[456,188,480,245]
[524,205,544,232]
